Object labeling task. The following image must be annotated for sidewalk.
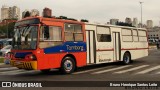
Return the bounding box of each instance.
[0,63,4,65]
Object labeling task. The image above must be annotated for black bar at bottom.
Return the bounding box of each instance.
[0,81,160,87]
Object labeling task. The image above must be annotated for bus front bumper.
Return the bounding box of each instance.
[10,60,37,70]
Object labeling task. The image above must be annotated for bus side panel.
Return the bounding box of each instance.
[58,52,87,67]
[36,51,51,70]
[37,52,86,70]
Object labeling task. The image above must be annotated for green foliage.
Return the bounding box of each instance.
[59,16,67,19]
[81,19,89,22]
[4,18,18,20]
[0,58,4,63]
[0,22,15,38]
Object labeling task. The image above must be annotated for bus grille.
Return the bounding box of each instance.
[10,60,37,70]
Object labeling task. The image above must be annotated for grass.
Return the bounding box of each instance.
[0,58,4,63]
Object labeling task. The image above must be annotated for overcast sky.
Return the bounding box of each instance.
[0,0,160,26]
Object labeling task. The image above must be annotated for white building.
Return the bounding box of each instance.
[146,20,153,29]
[132,18,138,27]
[12,6,20,19]
[30,9,39,16]
[125,17,132,24]
[148,27,160,42]
[1,5,20,20]
[1,5,9,20]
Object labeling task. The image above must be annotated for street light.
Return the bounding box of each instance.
[139,1,144,28]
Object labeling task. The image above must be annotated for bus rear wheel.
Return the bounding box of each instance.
[60,57,75,74]
[123,52,131,65]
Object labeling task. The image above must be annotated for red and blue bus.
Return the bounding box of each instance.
[10,16,148,74]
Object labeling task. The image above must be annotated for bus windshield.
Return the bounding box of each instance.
[12,25,38,50]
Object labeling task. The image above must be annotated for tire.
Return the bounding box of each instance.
[60,57,75,74]
[123,52,131,65]
[40,69,50,73]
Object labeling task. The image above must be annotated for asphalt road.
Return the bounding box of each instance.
[0,49,160,90]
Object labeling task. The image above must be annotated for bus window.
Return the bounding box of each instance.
[138,30,147,42]
[133,29,139,42]
[65,24,83,41]
[44,26,49,40]
[39,26,62,48]
[97,27,111,42]
[122,28,133,42]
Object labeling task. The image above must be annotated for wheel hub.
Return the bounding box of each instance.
[64,60,73,71]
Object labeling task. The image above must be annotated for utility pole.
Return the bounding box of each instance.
[140,2,144,28]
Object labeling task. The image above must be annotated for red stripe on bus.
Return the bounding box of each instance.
[96,49,114,51]
[121,48,149,50]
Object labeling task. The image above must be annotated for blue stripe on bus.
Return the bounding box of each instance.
[44,42,86,54]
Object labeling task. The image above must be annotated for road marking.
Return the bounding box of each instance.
[10,70,37,75]
[92,65,132,74]
[156,72,160,74]
[0,69,36,75]
[73,66,114,74]
[0,69,25,74]
[114,65,149,74]
[0,67,18,71]
[136,65,160,74]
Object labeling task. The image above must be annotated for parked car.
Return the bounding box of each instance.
[0,45,12,56]
[0,39,8,49]
[0,38,12,49]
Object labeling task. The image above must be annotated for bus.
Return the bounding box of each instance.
[10,16,148,74]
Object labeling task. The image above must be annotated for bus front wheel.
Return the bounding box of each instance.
[123,52,131,65]
[60,57,75,74]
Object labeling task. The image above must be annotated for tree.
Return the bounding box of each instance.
[0,22,15,38]
[24,11,31,18]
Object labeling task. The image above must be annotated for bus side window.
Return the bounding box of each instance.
[39,26,62,48]
[44,26,49,40]
[97,26,111,42]
[64,23,83,41]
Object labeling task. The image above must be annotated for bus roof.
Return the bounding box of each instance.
[16,16,146,30]
[85,22,147,30]
[16,16,84,25]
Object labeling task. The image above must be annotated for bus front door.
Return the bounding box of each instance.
[86,30,96,64]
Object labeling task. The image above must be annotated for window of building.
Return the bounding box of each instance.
[97,26,111,42]
[64,24,83,41]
